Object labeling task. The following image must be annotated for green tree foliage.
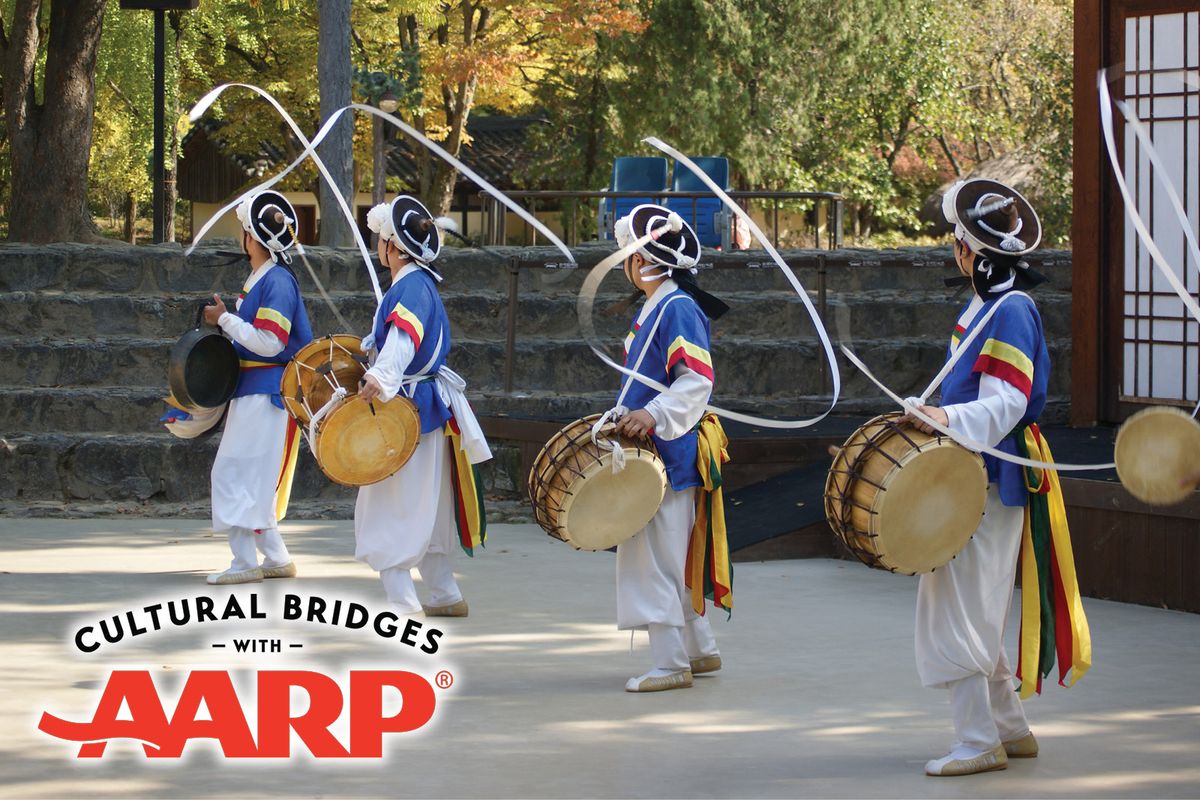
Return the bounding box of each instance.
[528,0,1075,244]
[0,0,1076,245]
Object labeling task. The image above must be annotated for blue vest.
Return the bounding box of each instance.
[232,265,313,410]
[620,290,714,491]
[372,269,453,433]
[941,290,1049,507]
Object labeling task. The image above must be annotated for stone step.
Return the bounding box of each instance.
[0,431,524,505]
[0,288,1075,341]
[0,334,1069,400]
[0,242,1073,298]
[0,392,1072,507]
[0,497,534,522]
[0,384,944,435]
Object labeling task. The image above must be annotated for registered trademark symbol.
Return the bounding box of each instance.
[434,670,454,689]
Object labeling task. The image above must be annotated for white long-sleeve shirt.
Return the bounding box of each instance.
[645,364,712,440]
[945,373,1029,450]
[364,325,416,403]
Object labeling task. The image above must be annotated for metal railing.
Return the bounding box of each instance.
[480,190,844,250]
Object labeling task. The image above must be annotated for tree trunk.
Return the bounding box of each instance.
[3,0,107,243]
[124,192,136,244]
[163,10,185,243]
[317,0,354,247]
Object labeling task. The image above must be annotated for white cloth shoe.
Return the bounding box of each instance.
[261,561,297,579]
[625,669,693,693]
[206,567,264,585]
[925,743,1008,776]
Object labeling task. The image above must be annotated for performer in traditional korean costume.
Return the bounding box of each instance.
[204,190,312,585]
[902,179,1091,776]
[356,195,491,617]
[608,204,733,693]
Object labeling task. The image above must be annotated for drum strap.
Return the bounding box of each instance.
[1013,424,1092,698]
[308,387,348,444]
[687,413,733,617]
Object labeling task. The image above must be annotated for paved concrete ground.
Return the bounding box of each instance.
[0,518,1197,799]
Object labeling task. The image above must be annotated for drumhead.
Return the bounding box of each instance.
[313,395,420,487]
[1115,406,1200,506]
[558,451,667,551]
[281,334,365,425]
[870,441,988,574]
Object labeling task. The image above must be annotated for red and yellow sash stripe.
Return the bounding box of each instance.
[974,337,1034,398]
[253,307,292,346]
[666,335,715,381]
[1014,424,1092,698]
[239,358,279,370]
[686,413,732,616]
[273,415,301,522]
[386,302,425,350]
[445,419,486,556]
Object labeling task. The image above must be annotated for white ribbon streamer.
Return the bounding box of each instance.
[840,345,1116,472]
[917,291,1028,403]
[1098,68,1200,416]
[185,83,383,302]
[188,90,576,292]
[575,138,844,429]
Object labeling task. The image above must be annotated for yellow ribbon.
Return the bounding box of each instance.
[688,413,732,615]
[274,418,302,522]
[445,425,485,551]
[1016,428,1092,698]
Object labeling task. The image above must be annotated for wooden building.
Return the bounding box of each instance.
[1071,1,1200,612]
[1074,1,1200,424]
[178,115,543,245]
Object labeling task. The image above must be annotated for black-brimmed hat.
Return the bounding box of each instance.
[237,190,298,258]
[616,203,701,270]
[614,203,728,320]
[390,195,442,266]
[942,178,1041,257]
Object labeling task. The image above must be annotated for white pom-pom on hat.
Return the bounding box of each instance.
[434,215,459,233]
[366,202,395,243]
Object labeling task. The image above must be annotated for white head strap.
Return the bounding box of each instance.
[970,194,1026,252]
[399,209,438,262]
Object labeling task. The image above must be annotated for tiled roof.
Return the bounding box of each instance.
[386,115,543,191]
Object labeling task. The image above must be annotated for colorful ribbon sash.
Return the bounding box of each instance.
[687,413,733,616]
[1015,424,1092,698]
[446,419,487,556]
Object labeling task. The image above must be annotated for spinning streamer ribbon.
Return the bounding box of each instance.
[185,84,384,302]
[1098,68,1200,417]
[577,136,842,429]
[187,86,575,308]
